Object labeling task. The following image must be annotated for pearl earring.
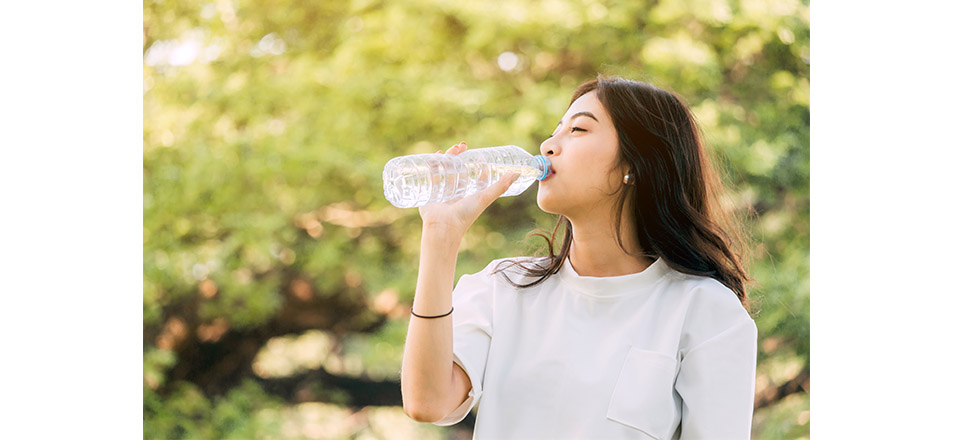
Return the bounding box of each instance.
[623,174,634,185]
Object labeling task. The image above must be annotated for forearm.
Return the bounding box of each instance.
[400,226,463,420]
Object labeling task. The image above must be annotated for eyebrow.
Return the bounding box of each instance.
[556,111,599,127]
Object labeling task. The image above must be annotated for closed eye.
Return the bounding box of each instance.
[548,126,587,138]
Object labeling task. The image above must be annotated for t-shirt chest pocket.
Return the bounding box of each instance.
[605,346,681,440]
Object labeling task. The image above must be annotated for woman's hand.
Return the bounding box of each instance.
[418,141,520,238]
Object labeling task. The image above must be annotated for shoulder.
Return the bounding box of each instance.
[473,255,552,285]
[488,255,551,271]
[670,272,749,321]
[663,270,755,348]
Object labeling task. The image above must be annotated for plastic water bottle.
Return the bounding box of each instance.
[382,145,553,208]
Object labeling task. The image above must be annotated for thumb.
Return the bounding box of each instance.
[480,172,520,202]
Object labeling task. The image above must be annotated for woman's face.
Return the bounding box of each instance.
[537,91,625,217]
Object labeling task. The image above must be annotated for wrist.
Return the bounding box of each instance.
[420,228,462,262]
[422,223,465,242]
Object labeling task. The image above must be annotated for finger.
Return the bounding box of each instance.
[446,141,467,155]
[478,172,520,204]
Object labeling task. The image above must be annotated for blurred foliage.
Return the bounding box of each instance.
[144,0,809,438]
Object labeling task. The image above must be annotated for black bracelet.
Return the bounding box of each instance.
[410,306,454,319]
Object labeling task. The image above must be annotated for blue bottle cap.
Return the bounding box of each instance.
[533,155,553,181]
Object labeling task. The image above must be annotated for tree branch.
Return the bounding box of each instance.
[254,368,477,428]
[754,365,810,410]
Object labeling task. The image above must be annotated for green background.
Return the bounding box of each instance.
[144,0,809,438]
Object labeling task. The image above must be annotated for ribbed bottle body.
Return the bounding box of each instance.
[382,145,550,208]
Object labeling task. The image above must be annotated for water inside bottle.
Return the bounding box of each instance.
[383,151,548,208]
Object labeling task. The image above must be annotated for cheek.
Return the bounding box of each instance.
[605,169,623,191]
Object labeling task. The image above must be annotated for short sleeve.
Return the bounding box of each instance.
[432,263,496,426]
[675,318,758,439]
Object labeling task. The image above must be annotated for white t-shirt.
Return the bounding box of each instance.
[432,255,758,440]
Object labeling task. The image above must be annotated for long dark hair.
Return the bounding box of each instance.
[494,75,756,313]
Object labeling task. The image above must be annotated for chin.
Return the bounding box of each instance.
[536,189,561,215]
[537,202,559,214]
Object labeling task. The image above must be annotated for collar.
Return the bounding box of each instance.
[558,254,670,298]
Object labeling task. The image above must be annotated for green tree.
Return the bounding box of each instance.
[144,0,809,437]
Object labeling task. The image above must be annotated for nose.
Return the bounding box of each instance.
[540,136,559,157]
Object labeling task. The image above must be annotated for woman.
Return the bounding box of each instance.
[401,75,758,439]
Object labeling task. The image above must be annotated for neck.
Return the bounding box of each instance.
[566,205,653,277]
